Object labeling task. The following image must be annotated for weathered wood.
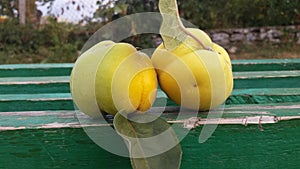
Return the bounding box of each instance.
[0,59,299,77]
[0,76,70,94]
[0,64,73,77]
[0,70,299,94]
[232,59,300,71]
[233,70,300,89]
[1,87,300,112]
[226,88,300,104]
[0,120,299,169]
[0,102,299,131]
[0,60,300,169]
[0,92,167,112]
[0,83,70,94]
[0,76,70,84]
[0,128,132,169]
[233,70,300,79]
[0,93,73,112]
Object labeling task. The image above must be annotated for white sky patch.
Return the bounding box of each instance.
[36,0,102,23]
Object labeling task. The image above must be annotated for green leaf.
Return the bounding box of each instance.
[159,0,188,50]
[159,0,211,51]
[114,3,128,14]
[113,112,182,169]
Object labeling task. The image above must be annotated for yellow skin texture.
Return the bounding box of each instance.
[152,28,233,111]
[212,43,234,98]
[70,41,158,117]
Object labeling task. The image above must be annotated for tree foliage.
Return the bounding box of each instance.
[95,0,300,29]
[0,18,91,63]
[177,0,300,29]
[0,0,17,17]
[94,0,158,23]
[1,0,299,28]
[1,0,299,64]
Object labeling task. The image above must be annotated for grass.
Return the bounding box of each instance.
[0,41,299,64]
[230,42,300,60]
[0,50,79,64]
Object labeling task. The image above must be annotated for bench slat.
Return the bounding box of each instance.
[0,76,70,84]
[0,60,299,169]
[0,70,299,94]
[1,87,300,112]
[0,120,298,169]
[0,64,73,77]
[1,102,299,131]
[232,59,300,71]
[1,59,300,77]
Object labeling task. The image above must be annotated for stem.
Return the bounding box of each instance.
[159,0,212,51]
[173,0,212,51]
[179,23,212,51]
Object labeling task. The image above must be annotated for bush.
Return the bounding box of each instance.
[1,0,299,63]
[0,18,100,64]
[178,0,300,29]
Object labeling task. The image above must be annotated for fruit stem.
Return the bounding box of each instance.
[173,0,212,51]
[180,26,212,51]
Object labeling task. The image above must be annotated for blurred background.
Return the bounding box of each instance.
[0,0,300,64]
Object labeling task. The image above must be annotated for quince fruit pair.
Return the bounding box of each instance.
[70,28,233,117]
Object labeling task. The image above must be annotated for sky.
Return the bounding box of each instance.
[36,0,101,23]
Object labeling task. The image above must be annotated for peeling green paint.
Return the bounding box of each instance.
[0,59,300,169]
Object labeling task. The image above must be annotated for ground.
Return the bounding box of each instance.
[1,42,300,64]
[229,42,300,60]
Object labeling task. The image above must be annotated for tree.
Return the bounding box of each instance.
[94,0,300,29]
[0,0,42,26]
[94,0,158,23]
[15,0,41,25]
[0,0,16,17]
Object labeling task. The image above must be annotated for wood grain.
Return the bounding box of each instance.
[0,120,299,169]
[0,59,300,169]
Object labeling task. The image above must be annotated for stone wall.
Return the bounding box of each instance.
[206,25,300,47]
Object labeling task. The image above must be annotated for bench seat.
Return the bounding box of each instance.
[0,59,299,169]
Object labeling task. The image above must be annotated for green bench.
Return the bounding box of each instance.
[0,59,300,169]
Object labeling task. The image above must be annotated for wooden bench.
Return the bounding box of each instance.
[0,59,300,169]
